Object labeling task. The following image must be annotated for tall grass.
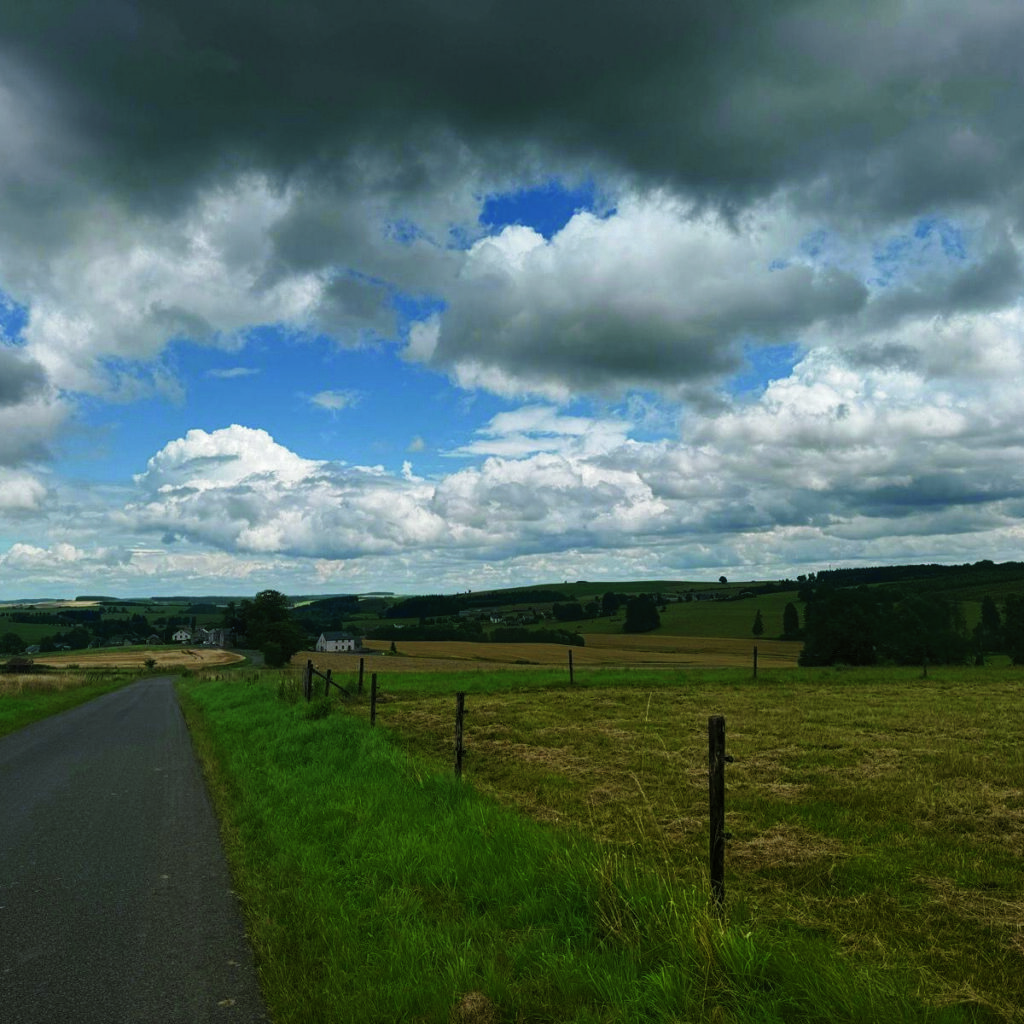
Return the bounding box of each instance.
[0,669,137,737]
[179,672,975,1024]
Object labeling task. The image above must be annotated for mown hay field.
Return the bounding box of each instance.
[346,634,801,669]
[373,667,1024,1021]
[33,647,245,670]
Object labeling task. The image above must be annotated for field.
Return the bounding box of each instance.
[340,634,802,669]
[577,591,803,638]
[373,666,1023,1021]
[178,662,1023,1023]
[32,647,245,670]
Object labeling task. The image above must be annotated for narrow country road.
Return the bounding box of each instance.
[0,677,268,1023]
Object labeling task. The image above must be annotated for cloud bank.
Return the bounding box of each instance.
[1,2,1024,594]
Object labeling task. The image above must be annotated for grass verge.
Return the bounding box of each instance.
[0,670,139,738]
[178,670,978,1024]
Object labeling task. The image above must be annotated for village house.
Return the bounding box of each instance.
[172,629,191,643]
[193,626,231,646]
[316,631,362,653]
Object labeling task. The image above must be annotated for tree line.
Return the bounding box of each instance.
[797,585,1024,666]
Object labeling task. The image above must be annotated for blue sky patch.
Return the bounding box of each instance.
[729,342,802,396]
[0,289,28,341]
[392,292,447,330]
[480,179,598,240]
[872,216,970,287]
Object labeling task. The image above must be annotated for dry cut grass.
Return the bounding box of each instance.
[32,647,245,670]
[376,670,1024,1021]
[0,672,89,695]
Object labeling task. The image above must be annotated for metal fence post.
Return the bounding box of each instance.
[455,692,466,777]
[708,714,728,907]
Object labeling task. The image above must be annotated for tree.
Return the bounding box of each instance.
[782,602,801,639]
[552,602,584,622]
[971,595,1001,654]
[65,627,91,650]
[752,610,764,637]
[800,587,968,667]
[800,588,883,666]
[239,590,306,665]
[623,595,660,633]
[719,576,728,584]
[245,589,291,630]
[881,593,968,666]
[262,642,286,668]
[1003,594,1024,664]
[0,632,23,654]
[981,596,1001,637]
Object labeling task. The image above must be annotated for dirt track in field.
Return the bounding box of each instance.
[33,648,246,670]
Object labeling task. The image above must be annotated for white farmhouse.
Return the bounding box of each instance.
[172,629,192,643]
[316,631,361,653]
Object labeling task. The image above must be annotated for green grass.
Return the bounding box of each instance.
[0,670,138,737]
[179,668,986,1024]
[376,666,1022,1023]
[0,620,65,645]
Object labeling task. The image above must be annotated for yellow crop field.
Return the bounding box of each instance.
[295,648,541,674]
[34,647,245,670]
[338,634,803,669]
[582,633,803,666]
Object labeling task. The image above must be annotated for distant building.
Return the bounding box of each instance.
[193,627,231,647]
[172,629,192,643]
[316,631,361,653]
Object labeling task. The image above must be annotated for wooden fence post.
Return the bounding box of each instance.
[753,646,758,678]
[568,648,574,686]
[324,668,333,697]
[708,714,727,908]
[358,657,364,694]
[455,691,466,777]
[370,673,378,726]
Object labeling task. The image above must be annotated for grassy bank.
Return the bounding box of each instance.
[178,669,981,1024]
[0,670,139,738]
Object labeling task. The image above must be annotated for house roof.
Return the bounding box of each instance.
[321,631,358,640]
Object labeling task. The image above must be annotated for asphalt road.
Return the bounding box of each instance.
[0,677,268,1023]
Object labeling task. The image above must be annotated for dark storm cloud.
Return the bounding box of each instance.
[0,347,46,406]
[3,0,1024,220]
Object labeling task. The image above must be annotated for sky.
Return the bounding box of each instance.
[1,1,1024,599]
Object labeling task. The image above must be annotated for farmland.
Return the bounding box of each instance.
[179,662,1023,1023]
[311,634,802,671]
[33,647,245,670]
[372,665,1022,1021]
